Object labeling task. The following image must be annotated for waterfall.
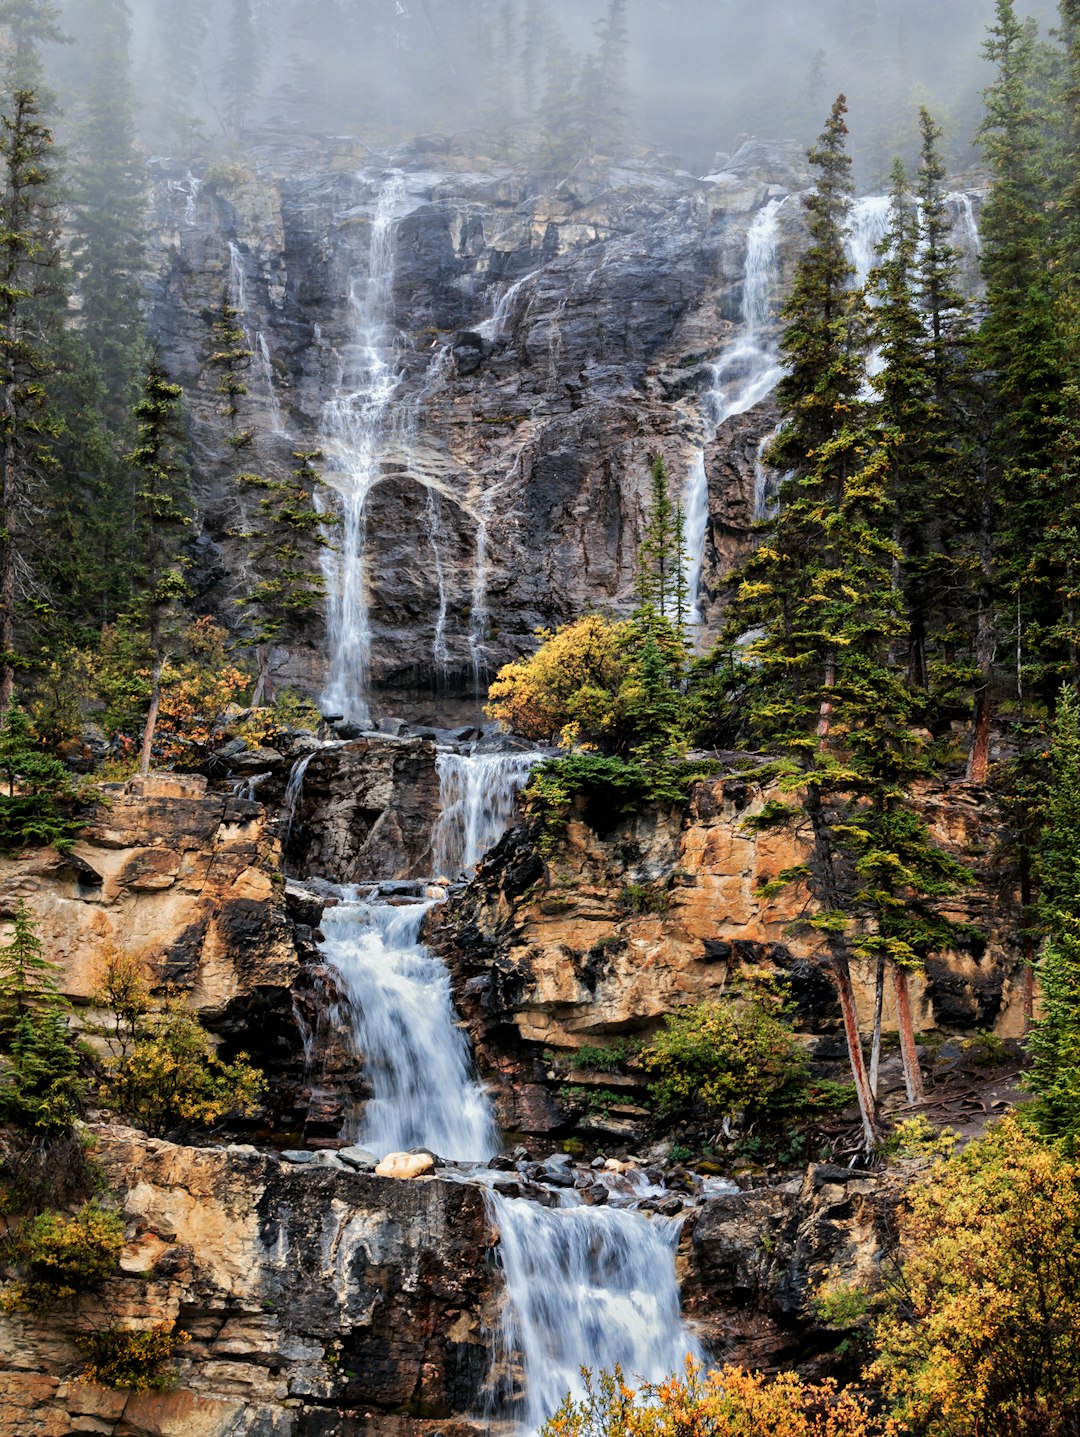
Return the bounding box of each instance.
[752,426,782,523]
[947,191,982,257]
[844,194,892,286]
[478,269,539,341]
[280,751,314,854]
[319,172,409,728]
[425,486,451,685]
[255,332,286,435]
[683,196,786,625]
[319,896,498,1161]
[169,170,202,226]
[468,516,490,695]
[226,243,288,436]
[489,1193,700,1433]
[433,750,542,877]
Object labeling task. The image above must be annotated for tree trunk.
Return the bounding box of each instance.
[817,653,837,749]
[966,467,995,784]
[138,653,166,778]
[892,964,925,1105]
[833,950,878,1149]
[869,953,886,1098]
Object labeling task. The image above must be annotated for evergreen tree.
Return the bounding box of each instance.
[1026,686,1080,1146]
[0,0,64,94]
[68,0,146,428]
[221,0,263,140]
[0,899,83,1131]
[726,99,969,1142]
[146,0,210,154]
[635,455,689,627]
[124,359,193,776]
[0,87,63,713]
[975,0,1066,771]
[0,700,93,851]
[237,451,334,704]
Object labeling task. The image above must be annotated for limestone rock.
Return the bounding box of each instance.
[376,1151,436,1179]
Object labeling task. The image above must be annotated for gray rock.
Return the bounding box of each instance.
[281,1149,317,1164]
[338,1145,379,1171]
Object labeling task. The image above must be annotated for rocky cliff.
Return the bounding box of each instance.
[434,769,1026,1141]
[146,138,811,718]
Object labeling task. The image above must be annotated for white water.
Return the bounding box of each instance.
[489,1193,700,1433]
[319,173,409,727]
[226,243,288,436]
[948,191,982,257]
[684,196,786,624]
[478,269,539,341]
[468,516,490,694]
[321,896,498,1161]
[169,169,202,225]
[280,751,315,856]
[433,750,542,877]
[255,331,286,435]
[752,426,782,523]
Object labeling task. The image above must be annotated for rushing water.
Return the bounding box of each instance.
[319,172,409,726]
[683,196,787,624]
[433,750,543,877]
[321,895,499,1161]
[489,1192,700,1433]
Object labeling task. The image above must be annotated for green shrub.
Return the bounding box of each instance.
[572,1040,635,1073]
[617,882,671,915]
[100,995,265,1138]
[640,994,812,1125]
[0,704,97,854]
[3,1201,123,1311]
[79,1322,190,1391]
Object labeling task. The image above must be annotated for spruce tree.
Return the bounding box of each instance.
[124,359,193,776]
[0,0,64,94]
[221,0,263,140]
[1026,686,1080,1146]
[0,87,63,713]
[237,451,335,705]
[68,0,146,429]
[0,899,83,1131]
[146,0,210,154]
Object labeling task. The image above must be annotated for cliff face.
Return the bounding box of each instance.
[3,1129,497,1437]
[146,139,808,716]
[434,772,1026,1139]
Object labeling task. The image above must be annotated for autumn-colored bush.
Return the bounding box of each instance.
[540,1359,886,1437]
[79,1322,190,1392]
[639,994,846,1126]
[486,613,635,751]
[2,1201,123,1312]
[870,1115,1080,1436]
[91,951,264,1137]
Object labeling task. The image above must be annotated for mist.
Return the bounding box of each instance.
[47,0,1065,186]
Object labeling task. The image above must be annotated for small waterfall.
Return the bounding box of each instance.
[168,169,202,225]
[319,172,409,727]
[226,243,288,436]
[281,751,314,853]
[752,426,782,523]
[489,1193,700,1433]
[425,486,451,685]
[684,196,787,624]
[433,750,542,877]
[468,515,490,695]
[947,191,982,257]
[478,269,539,341]
[845,194,892,286]
[255,332,286,435]
[320,896,498,1161]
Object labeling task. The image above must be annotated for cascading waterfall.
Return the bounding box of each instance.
[478,269,539,341]
[319,172,409,727]
[433,750,543,877]
[489,1194,700,1434]
[226,243,288,436]
[683,196,786,625]
[320,895,499,1161]
[468,515,490,694]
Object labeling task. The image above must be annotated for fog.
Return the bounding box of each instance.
[52,0,1064,183]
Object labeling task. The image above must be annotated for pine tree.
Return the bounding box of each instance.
[68,0,146,428]
[1026,686,1080,1146]
[124,359,193,776]
[0,88,63,713]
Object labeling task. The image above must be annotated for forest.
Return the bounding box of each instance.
[0,1,1079,1436]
